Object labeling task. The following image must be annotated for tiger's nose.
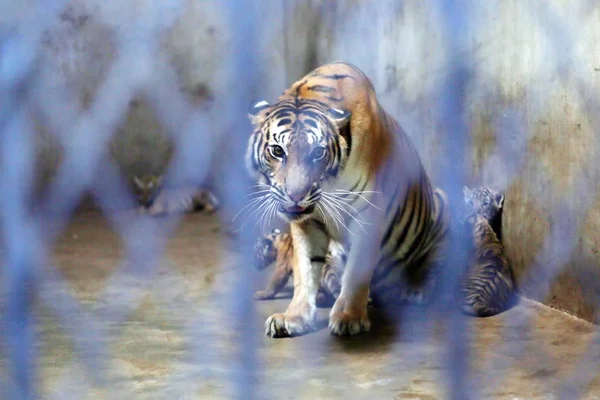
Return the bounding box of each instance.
[287,188,309,203]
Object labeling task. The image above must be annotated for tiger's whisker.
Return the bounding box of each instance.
[319,201,339,233]
[245,189,271,198]
[256,200,271,232]
[239,200,270,233]
[323,196,368,234]
[316,204,336,231]
[335,189,380,194]
[237,194,272,229]
[320,197,342,224]
[321,197,353,235]
[259,200,276,233]
[323,193,371,227]
[322,192,367,221]
[333,189,382,210]
[246,196,272,224]
[232,194,269,222]
[317,202,339,232]
[266,202,278,232]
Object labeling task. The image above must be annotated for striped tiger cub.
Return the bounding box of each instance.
[460,186,517,317]
[246,61,449,337]
[130,175,219,216]
[253,228,344,307]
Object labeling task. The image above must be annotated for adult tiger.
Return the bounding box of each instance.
[246,61,449,337]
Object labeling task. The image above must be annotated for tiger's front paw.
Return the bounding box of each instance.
[329,296,370,336]
[265,311,315,338]
[329,311,371,336]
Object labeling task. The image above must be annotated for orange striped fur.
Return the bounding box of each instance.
[247,62,449,337]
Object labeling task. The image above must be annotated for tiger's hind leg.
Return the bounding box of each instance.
[398,187,450,307]
[401,275,436,306]
[397,254,440,307]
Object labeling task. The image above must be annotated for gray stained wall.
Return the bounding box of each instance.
[31,0,600,322]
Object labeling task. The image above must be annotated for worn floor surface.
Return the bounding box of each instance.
[2,210,599,399]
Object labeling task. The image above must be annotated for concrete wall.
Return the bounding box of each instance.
[34,1,600,322]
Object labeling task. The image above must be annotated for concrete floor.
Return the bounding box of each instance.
[9,210,600,399]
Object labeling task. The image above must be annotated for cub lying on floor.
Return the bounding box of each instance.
[459,186,517,317]
[130,175,220,215]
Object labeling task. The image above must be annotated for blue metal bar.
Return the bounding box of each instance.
[0,33,39,400]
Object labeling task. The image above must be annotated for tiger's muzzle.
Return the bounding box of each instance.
[276,184,320,221]
[278,203,316,220]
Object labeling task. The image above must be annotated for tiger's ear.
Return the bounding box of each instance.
[327,108,351,129]
[495,192,505,209]
[462,186,472,198]
[133,176,144,189]
[248,100,271,127]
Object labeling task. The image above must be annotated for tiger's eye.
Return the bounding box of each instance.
[311,146,326,161]
[271,145,285,158]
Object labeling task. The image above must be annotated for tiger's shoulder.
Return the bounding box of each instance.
[283,61,372,97]
[281,61,398,179]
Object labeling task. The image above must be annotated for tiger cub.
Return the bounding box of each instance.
[253,228,344,307]
[460,186,517,317]
[130,175,220,215]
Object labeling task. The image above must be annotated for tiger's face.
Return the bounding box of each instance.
[246,99,351,222]
[462,186,504,222]
[131,175,164,207]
